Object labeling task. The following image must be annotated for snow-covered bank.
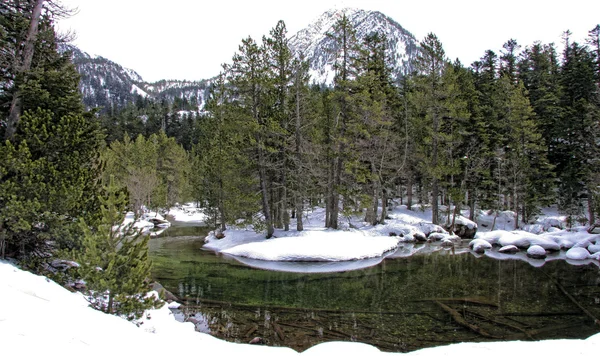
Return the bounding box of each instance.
[1,260,599,356]
[167,202,207,224]
[202,204,600,266]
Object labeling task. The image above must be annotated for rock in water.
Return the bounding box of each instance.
[249,337,266,345]
[413,231,427,242]
[527,245,546,259]
[498,245,520,254]
[566,247,590,260]
[588,244,600,254]
[428,232,448,241]
[447,216,478,239]
[469,239,492,253]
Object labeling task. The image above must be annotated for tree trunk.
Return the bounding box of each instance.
[407,176,413,210]
[257,145,274,238]
[588,188,596,226]
[432,179,439,225]
[5,0,45,139]
[295,196,303,231]
[282,184,289,231]
[107,293,114,315]
[379,188,388,224]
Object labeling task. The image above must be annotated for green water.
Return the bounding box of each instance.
[148,224,600,352]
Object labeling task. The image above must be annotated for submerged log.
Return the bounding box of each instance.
[543,271,600,326]
[272,321,285,341]
[465,309,534,340]
[435,301,500,339]
[244,324,258,338]
[416,297,499,308]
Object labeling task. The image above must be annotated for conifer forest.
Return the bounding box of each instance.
[1,0,600,319]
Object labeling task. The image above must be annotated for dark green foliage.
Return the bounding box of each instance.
[0,108,103,262]
[102,131,191,214]
[77,178,162,319]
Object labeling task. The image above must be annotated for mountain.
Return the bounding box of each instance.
[66,8,417,112]
[289,8,418,84]
[63,45,210,114]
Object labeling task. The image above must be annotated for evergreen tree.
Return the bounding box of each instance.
[228,36,276,237]
[0,6,104,262]
[410,33,453,224]
[557,38,599,225]
[77,177,162,319]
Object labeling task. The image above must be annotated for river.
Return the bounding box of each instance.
[148,223,600,352]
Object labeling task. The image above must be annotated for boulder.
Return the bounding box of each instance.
[498,234,531,249]
[528,236,561,251]
[498,245,520,254]
[588,244,600,254]
[527,245,547,259]
[469,239,492,253]
[418,222,447,236]
[429,232,448,241]
[413,231,427,242]
[446,216,478,239]
[566,247,590,260]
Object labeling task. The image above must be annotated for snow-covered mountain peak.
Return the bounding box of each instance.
[289,8,418,84]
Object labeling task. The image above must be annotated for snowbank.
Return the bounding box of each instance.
[202,204,600,266]
[167,202,207,224]
[222,234,399,262]
[1,260,599,356]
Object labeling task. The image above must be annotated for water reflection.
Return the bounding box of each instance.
[148,226,600,352]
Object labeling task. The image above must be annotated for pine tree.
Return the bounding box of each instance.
[228,36,276,237]
[325,13,362,229]
[410,33,451,224]
[77,177,162,319]
[557,38,599,225]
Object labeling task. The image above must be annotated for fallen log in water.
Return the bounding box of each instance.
[414,297,499,308]
[465,309,534,340]
[542,271,600,327]
[244,324,258,338]
[272,321,285,341]
[434,301,501,339]
[506,321,583,339]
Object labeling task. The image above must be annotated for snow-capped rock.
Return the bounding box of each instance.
[498,234,531,249]
[527,245,547,259]
[588,244,600,254]
[566,247,591,260]
[469,239,492,253]
[498,245,520,254]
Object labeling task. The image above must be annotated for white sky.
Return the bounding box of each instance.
[56,0,600,82]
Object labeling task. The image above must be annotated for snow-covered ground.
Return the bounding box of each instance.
[202,203,600,267]
[167,202,207,224]
[2,260,599,356]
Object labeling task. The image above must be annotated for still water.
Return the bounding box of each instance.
[148,224,600,352]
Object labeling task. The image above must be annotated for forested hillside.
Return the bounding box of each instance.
[1,2,599,278]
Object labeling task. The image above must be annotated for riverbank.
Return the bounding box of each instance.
[2,259,599,356]
[199,204,600,267]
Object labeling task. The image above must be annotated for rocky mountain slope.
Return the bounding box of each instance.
[289,8,418,84]
[66,8,417,112]
[64,45,210,114]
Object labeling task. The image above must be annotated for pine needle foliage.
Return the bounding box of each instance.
[77,177,162,320]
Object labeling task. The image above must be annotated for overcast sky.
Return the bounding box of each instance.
[56,0,600,82]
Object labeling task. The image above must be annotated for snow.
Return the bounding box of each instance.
[566,247,591,260]
[200,203,600,266]
[588,244,600,254]
[498,245,520,253]
[131,84,149,97]
[222,234,399,262]
[526,245,547,258]
[1,259,599,356]
[469,238,492,253]
[167,202,207,224]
